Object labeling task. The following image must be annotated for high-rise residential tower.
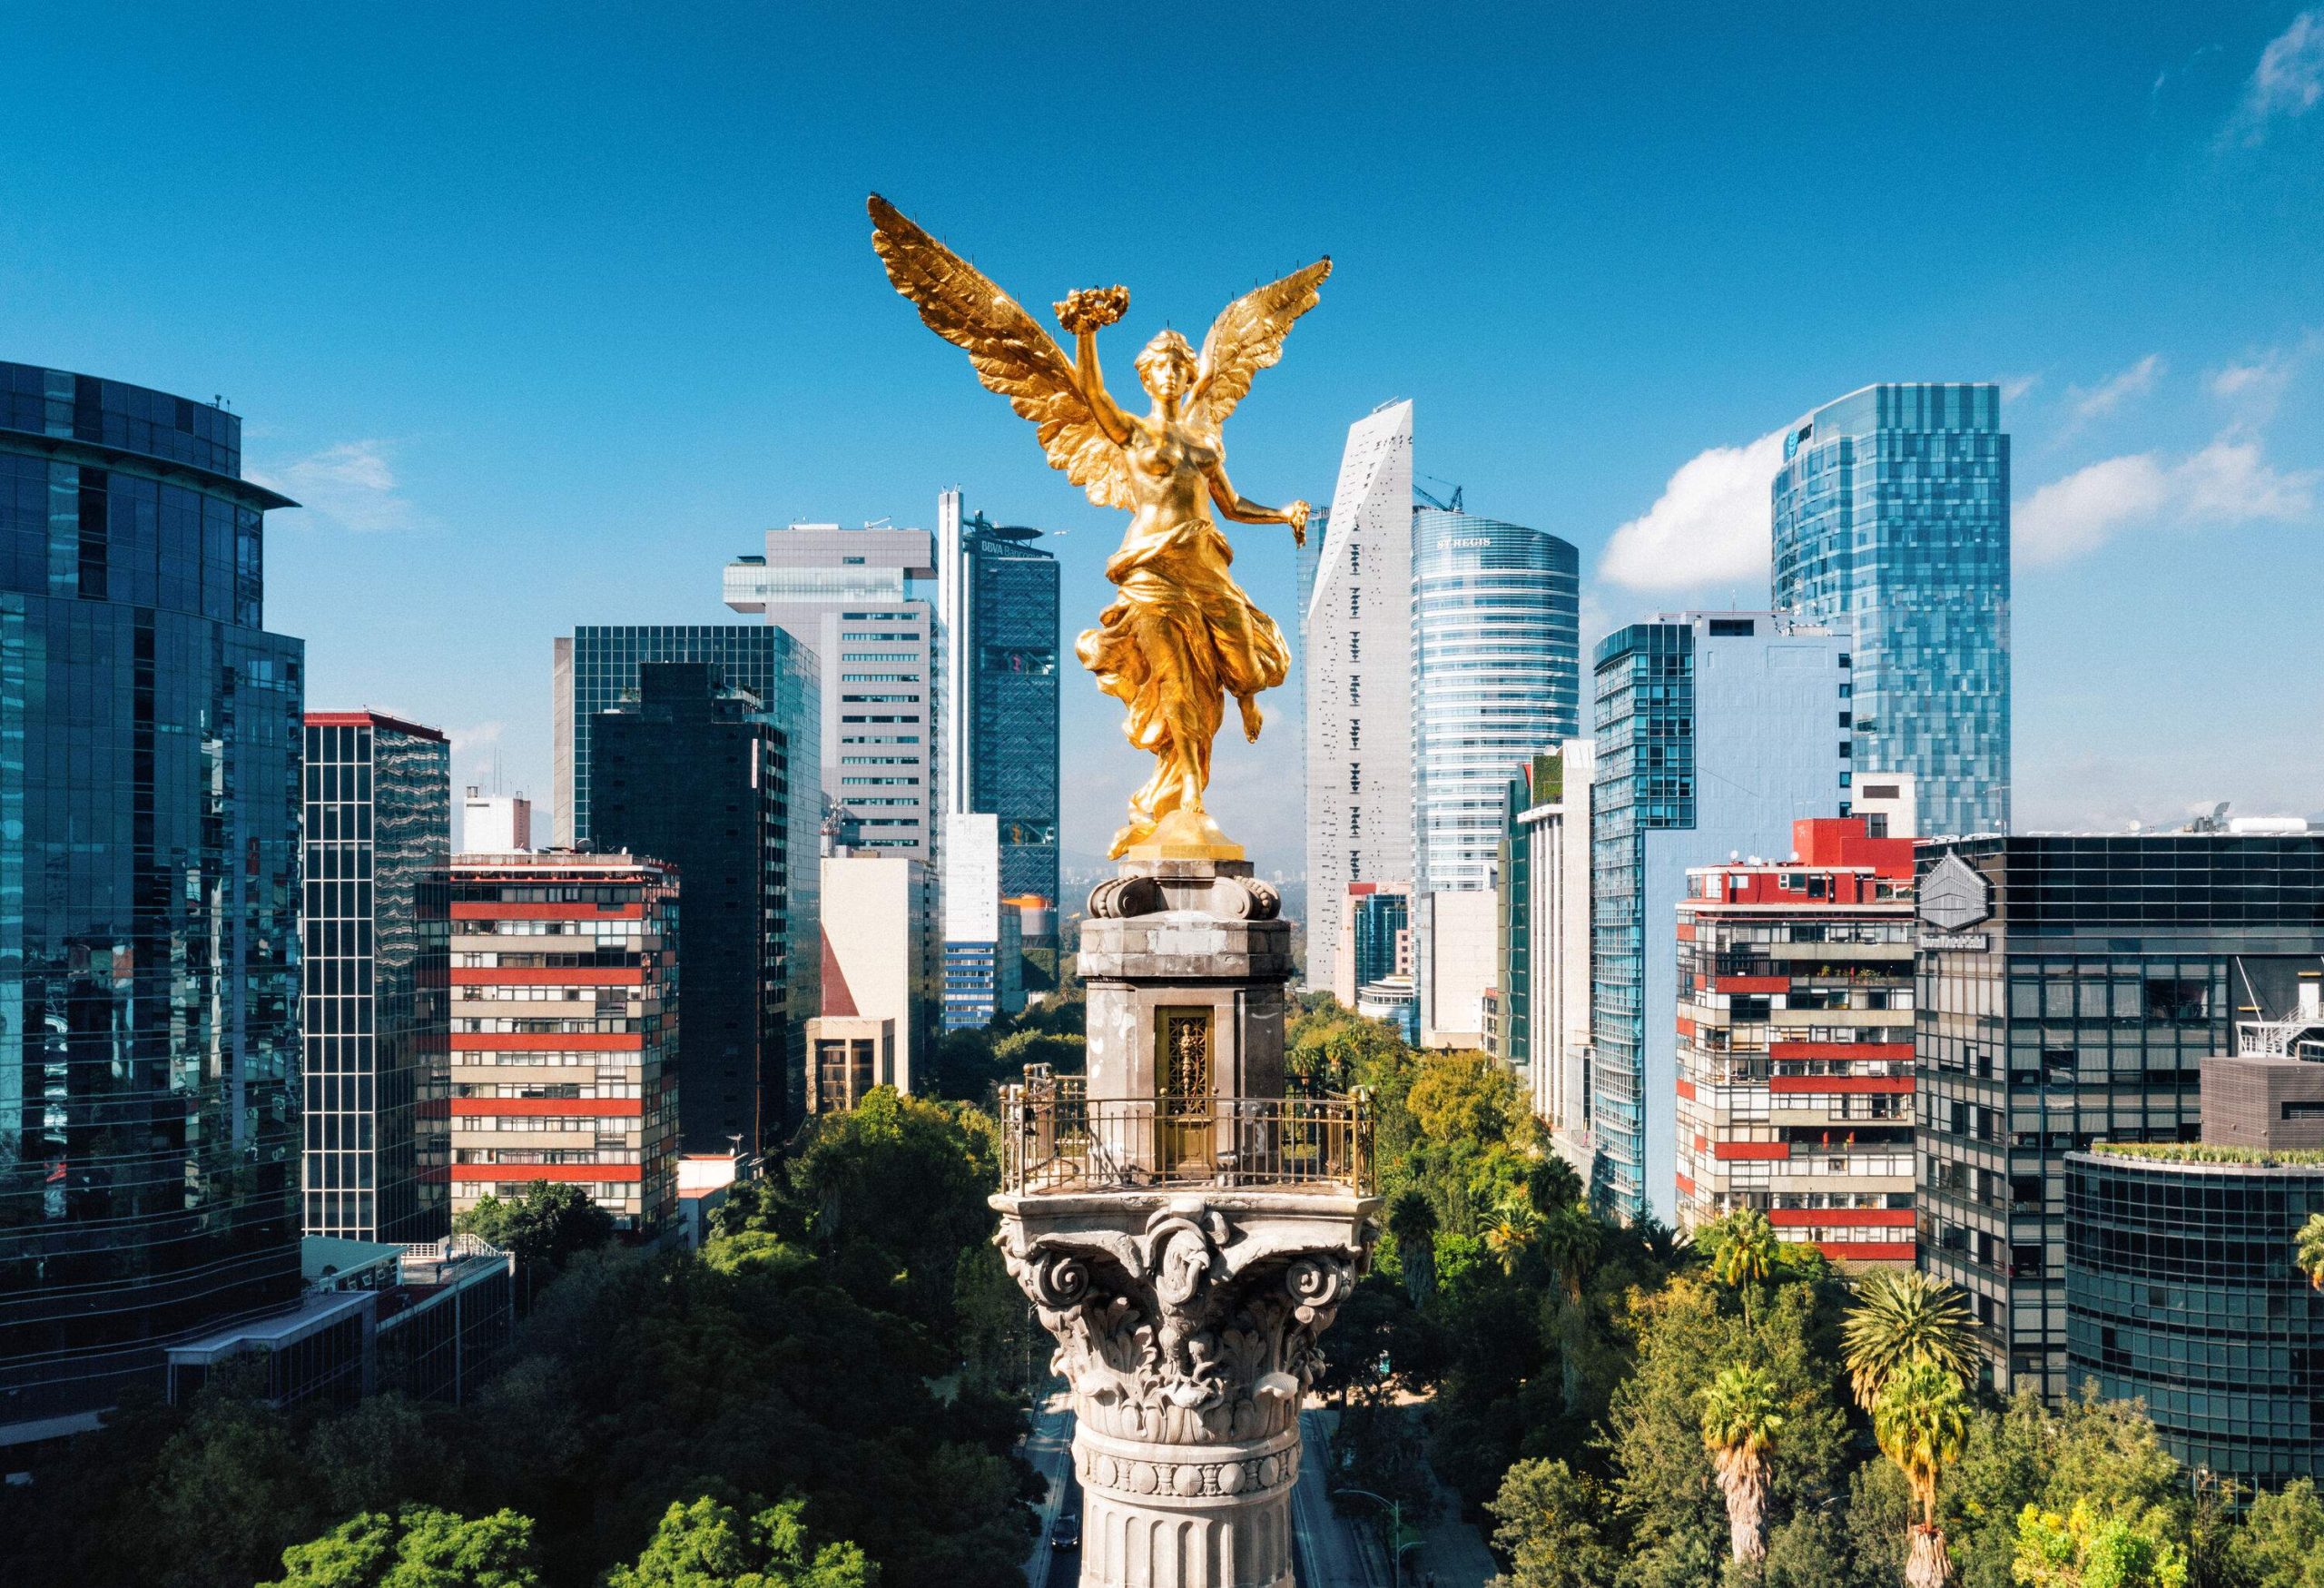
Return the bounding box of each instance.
[301,711,452,1242]
[1590,613,1849,1226]
[588,662,820,1152]
[553,626,792,850]
[1493,742,1594,1174]
[1772,383,2009,839]
[724,523,938,861]
[937,491,1059,910]
[1305,400,1414,989]
[1411,508,1580,893]
[0,362,304,1429]
[448,852,681,1239]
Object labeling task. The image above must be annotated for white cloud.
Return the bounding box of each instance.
[250,439,423,532]
[449,720,506,754]
[2000,373,2042,404]
[2065,354,2162,423]
[2228,9,2323,143]
[1599,427,1787,590]
[2017,435,2317,564]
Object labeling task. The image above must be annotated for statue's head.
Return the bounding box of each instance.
[1136,329,1198,403]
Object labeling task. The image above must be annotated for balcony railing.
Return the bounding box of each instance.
[999,1072,1374,1196]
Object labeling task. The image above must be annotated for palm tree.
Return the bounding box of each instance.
[1710,1208,1780,1324]
[1385,1189,1439,1304]
[2298,1211,2324,1292]
[1699,1364,1784,1565]
[1874,1362,1971,1588]
[1484,1195,1542,1277]
[1842,1268,1980,1410]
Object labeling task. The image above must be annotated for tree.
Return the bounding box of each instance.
[2011,1501,2188,1588]
[1484,1194,1543,1277]
[606,1496,876,1588]
[262,1505,540,1588]
[2225,1478,2324,1588]
[1705,1208,1781,1324]
[1700,1364,1785,1565]
[1842,1268,1979,1411]
[1385,1188,1441,1304]
[455,1181,615,1274]
[1485,1458,1617,1588]
[2298,1211,2324,1291]
[1873,1362,1970,1588]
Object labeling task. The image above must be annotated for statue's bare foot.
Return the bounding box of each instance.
[1237,694,1263,743]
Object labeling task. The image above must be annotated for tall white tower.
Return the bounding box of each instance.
[1303,400,1414,996]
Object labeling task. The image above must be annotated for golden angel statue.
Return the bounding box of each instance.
[868,194,1327,860]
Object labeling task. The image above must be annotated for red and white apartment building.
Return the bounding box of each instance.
[1674,817,1917,1265]
[448,851,680,1238]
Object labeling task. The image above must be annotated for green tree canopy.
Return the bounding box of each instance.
[262,1505,540,1588]
[605,1496,875,1588]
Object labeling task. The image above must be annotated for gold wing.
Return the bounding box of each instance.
[1187,257,1332,435]
[868,195,1132,510]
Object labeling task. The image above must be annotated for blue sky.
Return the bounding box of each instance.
[5,5,2319,866]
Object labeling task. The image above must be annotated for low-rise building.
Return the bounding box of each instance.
[1674,817,1917,1263]
[448,851,681,1239]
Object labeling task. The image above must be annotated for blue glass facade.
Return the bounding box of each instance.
[1349,890,1410,991]
[1772,383,2010,838]
[1590,616,1848,1224]
[0,362,305,1424]
[553,625,789,849]
[1411,509,1580,893]
[960,516,1059,908]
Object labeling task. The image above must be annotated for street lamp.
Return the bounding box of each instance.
[1333,1488,1423,1588]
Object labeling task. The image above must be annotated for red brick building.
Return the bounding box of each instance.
[1674,818,1916,1265]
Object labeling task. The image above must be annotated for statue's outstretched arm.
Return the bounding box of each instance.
[1073,328,1134,448]
[1204,459,1310,544]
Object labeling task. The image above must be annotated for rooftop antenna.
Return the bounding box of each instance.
[1413,476,1465,513]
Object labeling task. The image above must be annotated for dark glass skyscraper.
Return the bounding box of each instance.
[552,626,792,850]
[940,498,1059,909]
[589,662,820,1151]
[0,362,304,1427]
[301,711,450,1242]
[1772,383,2010,838]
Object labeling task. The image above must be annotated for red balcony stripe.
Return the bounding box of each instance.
[1815,1241,1917,1262]
[1769,1041,1914,1060]
[1717,976,1790,993]
[1675,1173,1695,1195]
[1676,1079,1697,1101]
[1770,1208,1915,1228]
[451,966,643,987]
[1714,1142,1791,1161]
[1768,1076,1914,1094]
[452,1164,642,1182]
[450,1098,642,1117]
[451,1032,642,1051]
[1675,1016,1697,1037]
[453,902,645,921]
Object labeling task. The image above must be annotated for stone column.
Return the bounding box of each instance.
[996,1189,1373,1588]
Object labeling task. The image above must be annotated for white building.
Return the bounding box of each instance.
[809,853,937,1105]
[1512,741,1595,1167]
[1416,888,1499,1049]
[941,811,1022,1031]
[460,787,531,853]
[1304,400,1415,991]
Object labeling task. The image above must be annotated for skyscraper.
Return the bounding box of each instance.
[1411,508,1580,893]
[1494,742,1594,1174]
[937,491,1059,910]
[1305,400,1414,988]
[1590,613,1849,1225]
[724,524,938,861]
[1772,383,2010,838]
[301,711,452,1242]
[0,361,304,1427]
[941,811,1023,1031]
[552,626,791,850]
[588,662,820,1151]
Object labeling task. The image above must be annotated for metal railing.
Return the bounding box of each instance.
[1000,1072,1374,1196]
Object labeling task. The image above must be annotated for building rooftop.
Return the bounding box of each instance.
[2083,1143,2324,1170]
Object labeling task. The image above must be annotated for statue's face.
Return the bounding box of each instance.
[1138,342,1196,403]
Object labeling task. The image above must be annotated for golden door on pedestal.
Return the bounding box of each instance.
[1155,1007,1214,1177]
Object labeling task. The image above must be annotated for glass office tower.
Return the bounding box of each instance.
[1772,383,2010,838]
[590,662,820,1149]
[301,711,451,1242]
[1411,508,1579,893]
[552,625,791,850]
[1591,614,1848,1225]
[940,499,1059,910]
[0,362,304,1427]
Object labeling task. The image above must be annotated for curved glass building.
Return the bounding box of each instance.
[1771,383,2009,840]
[0,362,304,1429]
[2067,1148,2324,1486]
[1410,508,1578,893]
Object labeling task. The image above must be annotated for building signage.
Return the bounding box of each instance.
[1916,931,1989,952]
[1918,852,1992,932]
